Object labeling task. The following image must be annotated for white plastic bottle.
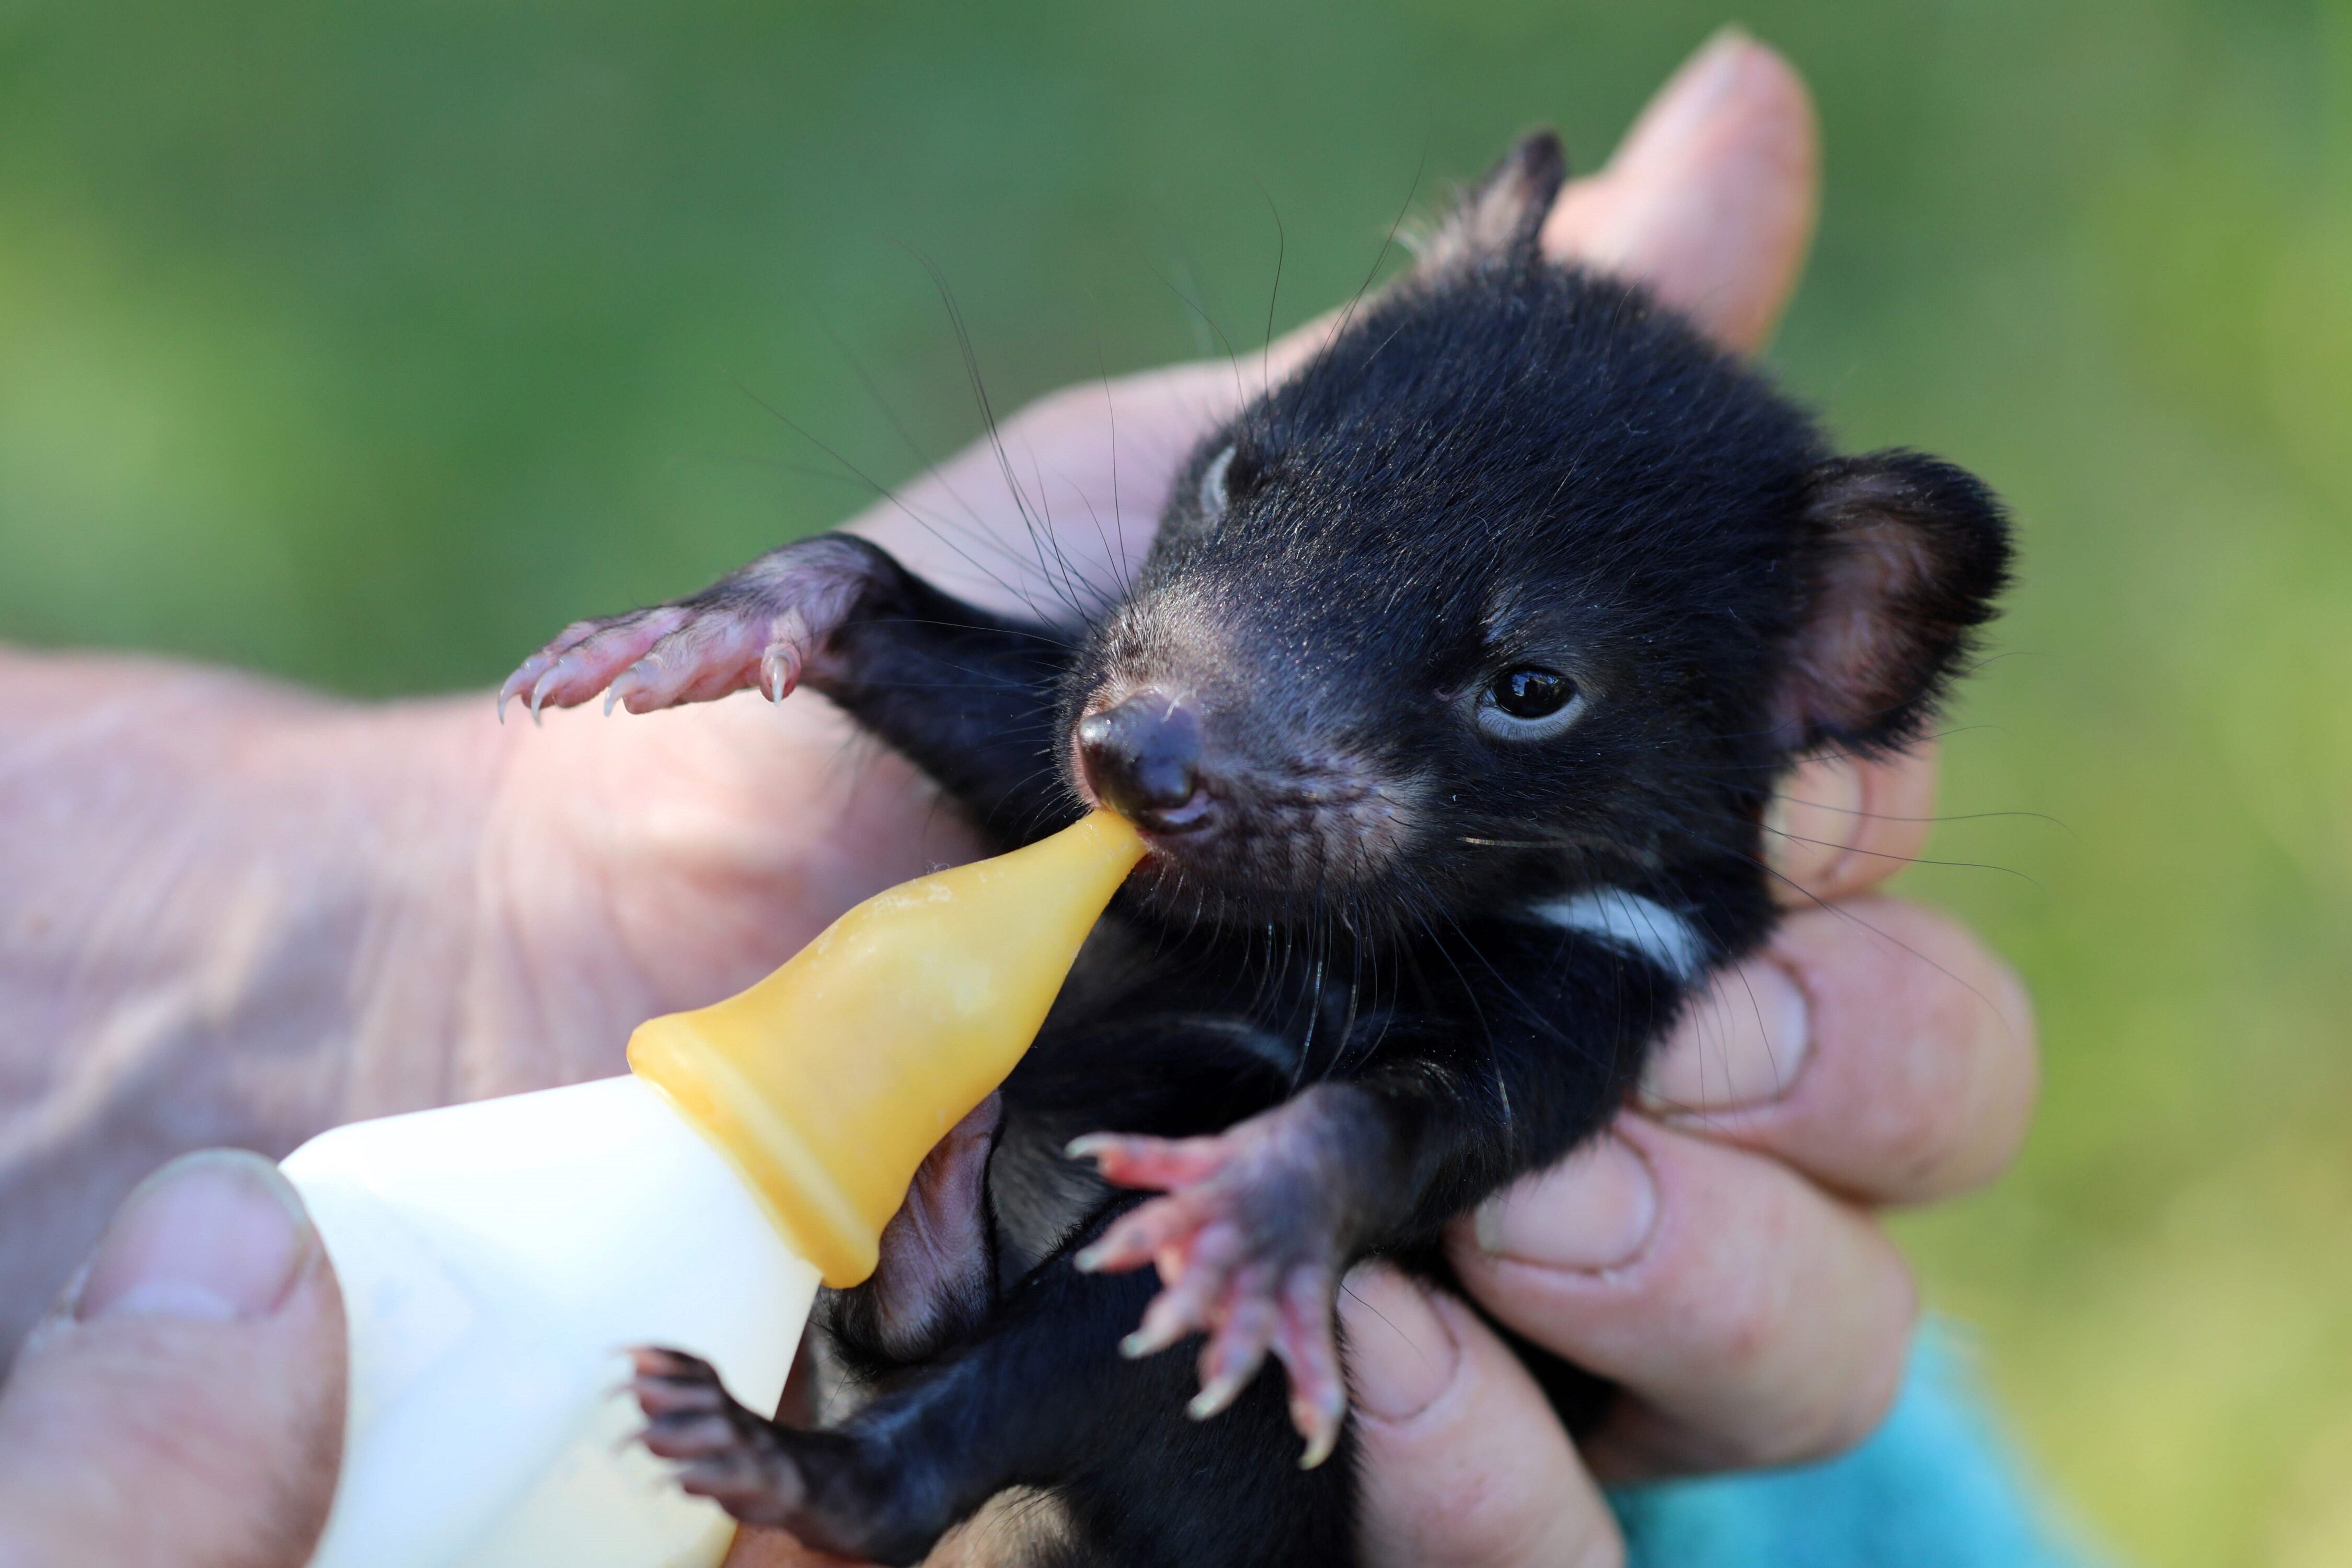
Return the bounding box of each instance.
[279,812,1144,1568]
[283,1076,815,1568]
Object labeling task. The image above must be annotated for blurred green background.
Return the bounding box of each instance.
[4,0,2349,1560]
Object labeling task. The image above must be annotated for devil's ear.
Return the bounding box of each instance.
[1778,451,2013,754]
[1410,130,1567,275]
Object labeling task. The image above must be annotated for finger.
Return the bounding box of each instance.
[1763,744,1942,906]
[0,1150,346,1568]
[1265,29,1818,382]
[1540,27,1819,354]
[1640,896,2037,1204]
[1340,1264,1622,1568]
[1447,1121,1917,1482]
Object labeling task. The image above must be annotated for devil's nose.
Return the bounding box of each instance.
[1077,693,1204,822]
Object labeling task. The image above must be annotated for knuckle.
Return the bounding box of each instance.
[1698,1259,1794,1377]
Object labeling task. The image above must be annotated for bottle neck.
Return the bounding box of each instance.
[626,812,1143,1287]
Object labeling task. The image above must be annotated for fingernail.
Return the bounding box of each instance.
[1338,1264,1458,1421]
[1648,24,1758,133]
[1766,755,1864,887]
[75,1150,316,1323]
[1640,958,1813,1114]
[1688,24,1756,90]
[1471,1136,1657,1273]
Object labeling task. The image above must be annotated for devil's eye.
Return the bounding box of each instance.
[1476,667,1585,739]
[1197,444,1238,522]
[1491,668,1572,717]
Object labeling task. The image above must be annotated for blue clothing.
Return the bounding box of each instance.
[1608,1328,2096,1567]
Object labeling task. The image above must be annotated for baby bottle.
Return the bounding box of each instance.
[280,812,1143,1568]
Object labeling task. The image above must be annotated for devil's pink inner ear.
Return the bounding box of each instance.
[1410,130,1567,275]
[1782,513,1942,738]
[1777,452,2011,753]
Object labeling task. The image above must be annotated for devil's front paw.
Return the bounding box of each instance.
[498,534,897,721]
[628,1347,813,1528]
[629,1347,939,1565]
[1068,1092,1376,1468]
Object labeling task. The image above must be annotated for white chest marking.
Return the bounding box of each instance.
[1529,889,1709,982]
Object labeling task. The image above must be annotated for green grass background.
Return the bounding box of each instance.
[5,1,2350,1560]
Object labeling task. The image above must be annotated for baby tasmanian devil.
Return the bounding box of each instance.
[504,133,2010,1567]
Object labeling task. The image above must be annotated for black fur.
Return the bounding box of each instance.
[591,132,2011,1566]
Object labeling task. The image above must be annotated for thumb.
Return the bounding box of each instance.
[1539,27,1820,354]
[0,1150,346,1568]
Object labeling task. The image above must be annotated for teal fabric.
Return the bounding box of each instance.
[1607,1327,2097,1568]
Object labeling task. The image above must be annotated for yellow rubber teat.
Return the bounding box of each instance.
[627,811,1144,1287]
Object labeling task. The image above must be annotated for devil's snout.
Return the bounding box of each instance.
[1077,693,1207,829]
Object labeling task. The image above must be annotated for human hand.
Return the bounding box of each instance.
[0,1150,344,1568]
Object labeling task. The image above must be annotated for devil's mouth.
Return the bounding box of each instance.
[1124,797,1394,906]
[1070,729,1425,910]
[1122,791,1216,837]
